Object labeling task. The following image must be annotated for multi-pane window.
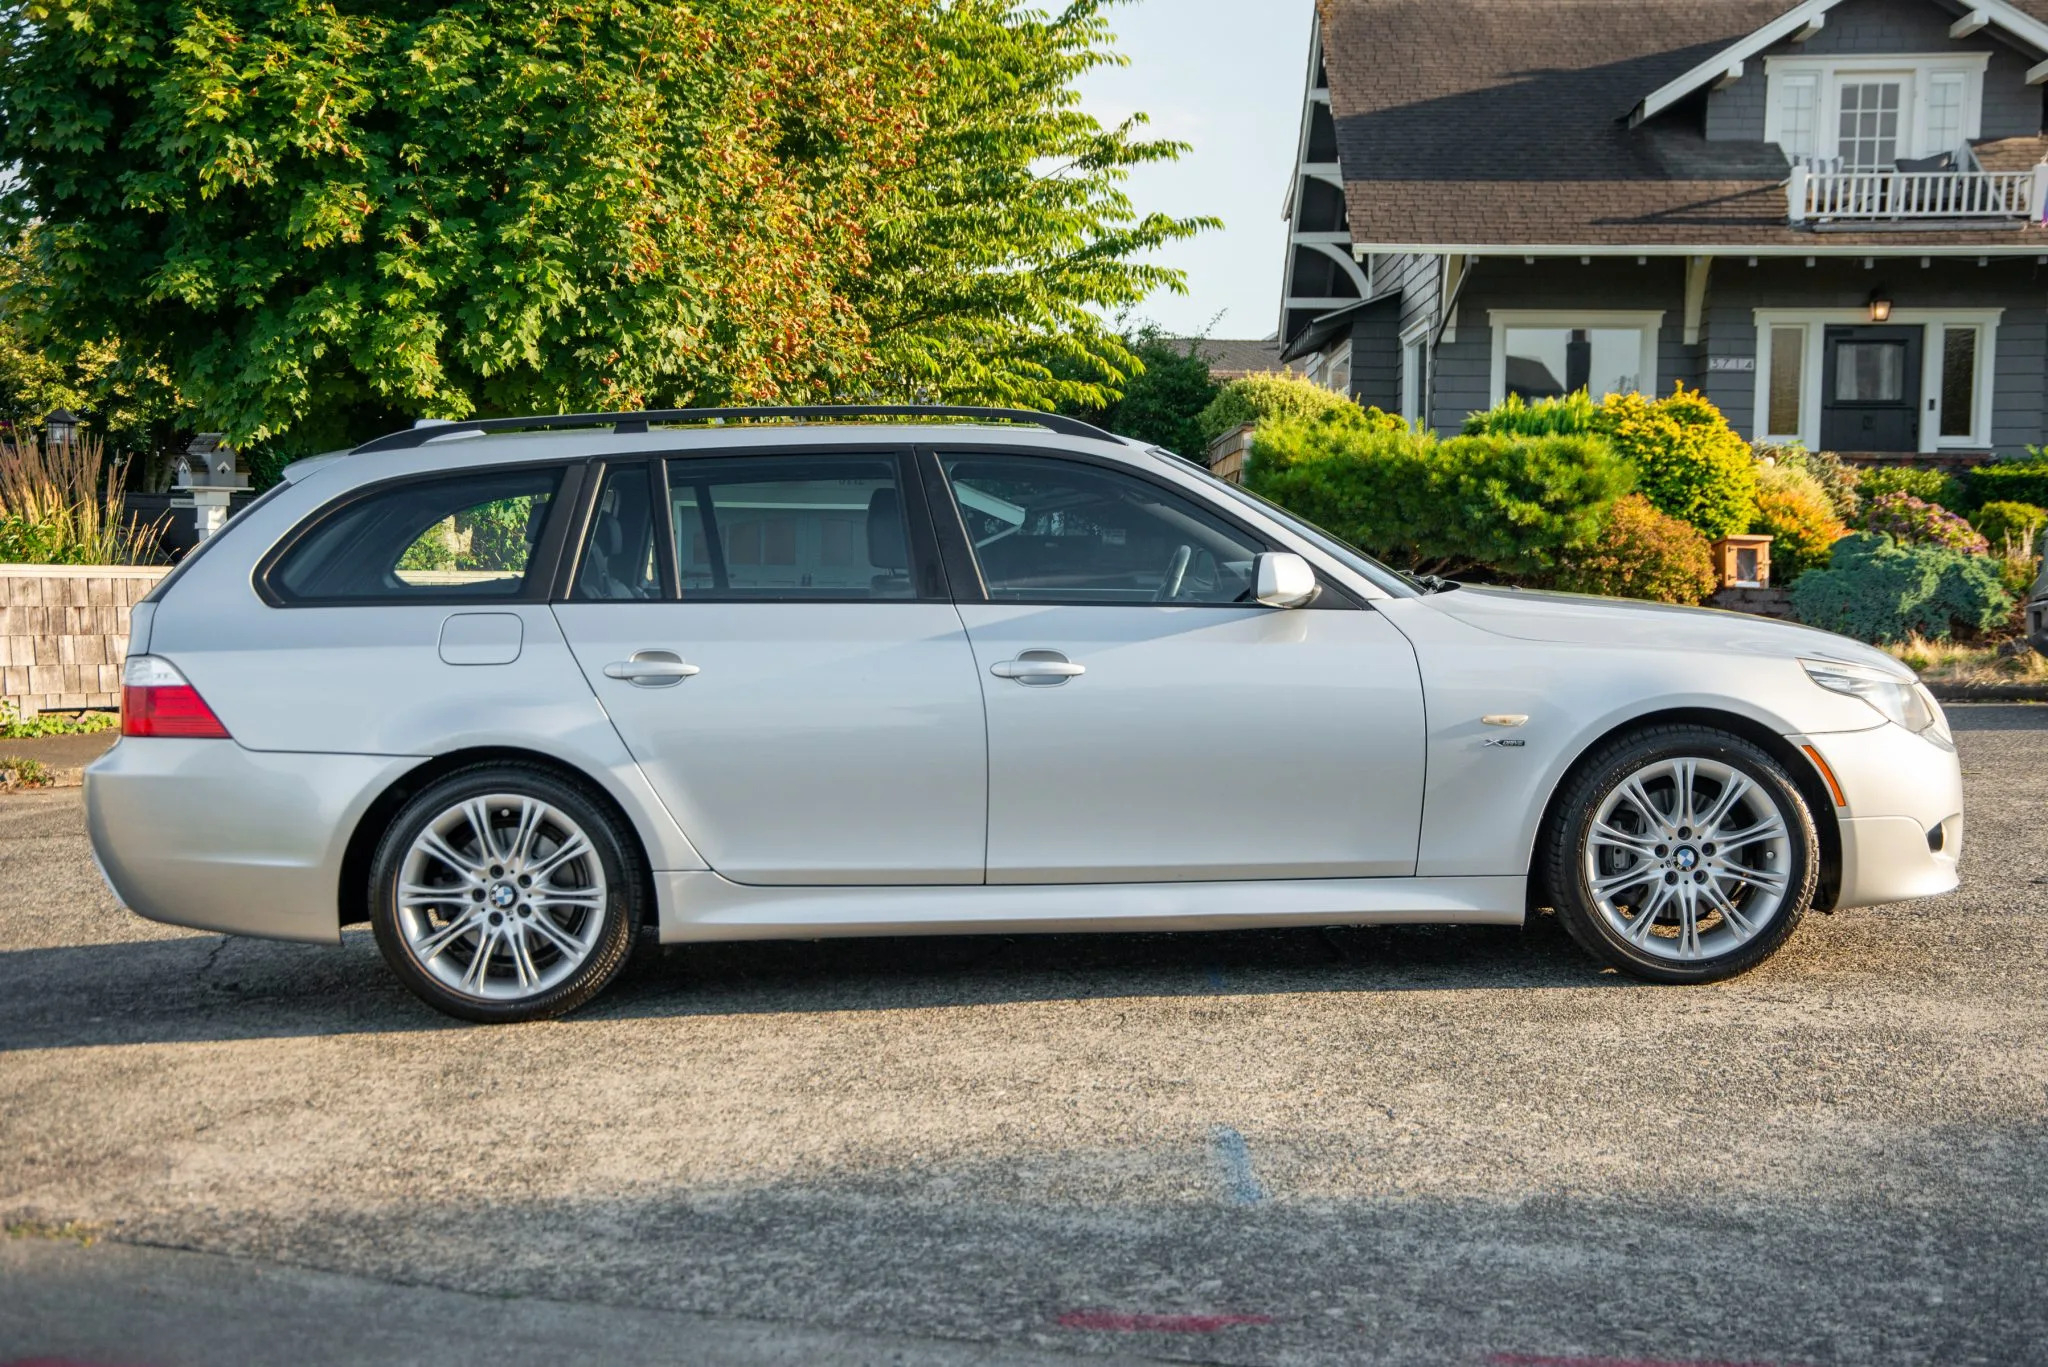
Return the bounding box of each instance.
[1777,77,1818,161]
[1925,75,1967,157]
[1837,81,1903,172]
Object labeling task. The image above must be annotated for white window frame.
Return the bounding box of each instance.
[1486,310,1665,406]
[1751,308,2002,452]
[1764,53,1989,164]
[1400,320,1430,424]
[1322,339,1353,397]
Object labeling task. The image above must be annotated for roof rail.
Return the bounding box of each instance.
[350,405,1124,454]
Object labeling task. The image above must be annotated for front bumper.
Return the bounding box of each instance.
[84,738,418,944]
[1798,722,1963,910]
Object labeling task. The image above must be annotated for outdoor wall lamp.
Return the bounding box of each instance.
[1868,290,1894,323]
[44,407,78,448]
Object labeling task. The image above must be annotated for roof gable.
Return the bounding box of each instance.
[1631,0,2048,123]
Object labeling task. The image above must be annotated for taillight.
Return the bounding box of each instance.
[122,656,233,739]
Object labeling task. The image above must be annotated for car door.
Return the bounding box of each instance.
[928,448,1426,885]
[552,450,988,887]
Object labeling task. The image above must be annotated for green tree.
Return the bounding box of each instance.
[1082,330,1219,458]
[1,0,1208,472]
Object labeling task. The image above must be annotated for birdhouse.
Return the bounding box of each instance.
[1710,534,1773,590]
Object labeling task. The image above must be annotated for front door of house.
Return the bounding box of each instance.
[1821,326,1921,453]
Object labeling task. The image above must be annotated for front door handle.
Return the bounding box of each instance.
[991,650,1085,686]
[604,651,701,687]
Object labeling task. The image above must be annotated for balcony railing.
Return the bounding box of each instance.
[1789,162,2048,226]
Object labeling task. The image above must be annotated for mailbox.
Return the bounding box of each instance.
[1710,534,1773,590]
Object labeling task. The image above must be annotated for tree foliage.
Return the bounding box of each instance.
[1084,330,1220,458]
[0,0,1208,466]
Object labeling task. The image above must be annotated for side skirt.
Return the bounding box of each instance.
[653,872,1527,944]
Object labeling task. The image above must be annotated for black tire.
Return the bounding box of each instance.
[1543,725,1818,984]
[369,762,644,1024]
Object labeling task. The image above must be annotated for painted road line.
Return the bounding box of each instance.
[1488,1354,1791,1367]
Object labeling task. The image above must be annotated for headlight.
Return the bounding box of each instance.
[1801,658,1952,746]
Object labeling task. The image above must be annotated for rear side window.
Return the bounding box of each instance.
[573,463,663,602]
[666,455,914,600]
[269,467,564,603]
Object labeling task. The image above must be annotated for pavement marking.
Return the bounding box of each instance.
[1210,1124,1266,1205]
[1488,1354,1791,1367]
[1057,1311,1273,1333]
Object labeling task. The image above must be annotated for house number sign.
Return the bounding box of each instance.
[1707,356,1756,372]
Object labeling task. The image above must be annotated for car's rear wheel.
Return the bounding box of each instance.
[1544,726,1817,983]
[369,764,642,1023]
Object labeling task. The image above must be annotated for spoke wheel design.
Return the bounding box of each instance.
[394,793,610,1003]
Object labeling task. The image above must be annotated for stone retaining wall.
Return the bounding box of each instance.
[0,566,169,716]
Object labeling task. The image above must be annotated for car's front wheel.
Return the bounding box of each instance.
[368,763,643,1023]
[1544,726,1818,983]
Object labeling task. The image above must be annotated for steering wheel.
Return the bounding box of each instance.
[1155,544,1193,602]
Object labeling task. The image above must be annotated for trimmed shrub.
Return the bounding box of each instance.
[1246,408,1633,579]
[1196,371,1357,447]
[1765,444,1859,521]
[1857,492,1987,554]
[1970,456,2048,517]
[1972,499,2048,552]
[1750,463,1847,582]
[1462,391,1600,438]
[1552,494,1717,605]
[1595,386,1758,539]
[1791,533,2012,643]
[1858,465,1962,511]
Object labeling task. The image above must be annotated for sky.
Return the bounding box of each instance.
[1075,0,1320,343]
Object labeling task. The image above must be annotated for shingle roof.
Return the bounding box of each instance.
[1320,0,2048,250]
[1170,338,1297,379]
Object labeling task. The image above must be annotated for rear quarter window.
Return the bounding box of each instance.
[264,466,566,604]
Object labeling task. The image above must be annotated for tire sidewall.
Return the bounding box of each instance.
[369,765,640,1024]
[1551,728,1817,984]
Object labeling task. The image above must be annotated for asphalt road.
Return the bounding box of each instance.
[3,708,2045,1367]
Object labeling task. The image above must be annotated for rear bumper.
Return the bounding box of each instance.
[1798,723,1963,910]
[84,738,416,944]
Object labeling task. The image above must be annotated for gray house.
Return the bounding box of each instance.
[1280,0,2048,457]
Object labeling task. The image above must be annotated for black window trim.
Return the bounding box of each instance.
[558,443,950,606]
[255,459,585,609]
[916,444,1359,610]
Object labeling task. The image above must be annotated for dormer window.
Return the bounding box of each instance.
[1765,54,1989,166]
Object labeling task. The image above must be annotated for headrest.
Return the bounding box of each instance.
[867,487,907,571]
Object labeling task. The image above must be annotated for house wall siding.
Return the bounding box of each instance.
[1706,0,2045,143]
[1348,304,1403,411]
[1408,255,2048,453]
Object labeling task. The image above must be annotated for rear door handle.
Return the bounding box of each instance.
[991,650,1085,685]
[604,651,701,686]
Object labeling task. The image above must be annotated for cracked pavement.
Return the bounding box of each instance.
[2,708,2045,1366]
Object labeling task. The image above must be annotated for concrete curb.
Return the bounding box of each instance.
[1929,684,2048,703]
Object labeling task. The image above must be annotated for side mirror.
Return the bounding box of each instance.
[1253,552,1318,608]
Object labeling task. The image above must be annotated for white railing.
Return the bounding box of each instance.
[1789,163,2048,224]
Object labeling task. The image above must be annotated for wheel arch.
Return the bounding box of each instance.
[338,746,660,928]
[1529,707,1843,914]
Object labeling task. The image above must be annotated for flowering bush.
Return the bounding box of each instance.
[1750,463,1846,581]
[1551,494,1717,605]
[1763,444,1859,521]
[1857,492,1987,554]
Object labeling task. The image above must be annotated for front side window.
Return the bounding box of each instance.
[1837,80,1903,172]
[667,454,913,600]
[1767,324,1808,440]
[940,454,1263,605]
[270,467,563,602]
[1503,327,1645,401]
[1940,326,1981,441]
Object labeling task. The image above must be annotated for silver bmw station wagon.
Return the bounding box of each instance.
[87,407,1963,1022]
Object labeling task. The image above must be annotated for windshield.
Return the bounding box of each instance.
[1156,451,1423,597]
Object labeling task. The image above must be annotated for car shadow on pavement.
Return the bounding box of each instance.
[0,913,1645,1051]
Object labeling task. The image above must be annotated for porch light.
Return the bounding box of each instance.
[44,407,78,448]
[1868,290,1893,323]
